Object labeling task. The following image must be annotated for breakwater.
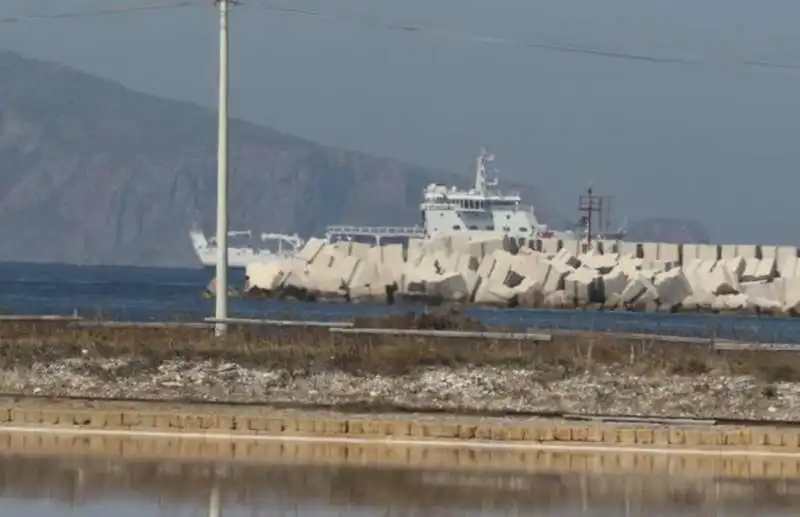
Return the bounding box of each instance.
[239,235,800,317]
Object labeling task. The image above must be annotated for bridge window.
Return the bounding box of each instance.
[519,227,528,232]
[468,225,478,230]
[486,225,495,230]
[452,225,461,230]
[502,226,510,231]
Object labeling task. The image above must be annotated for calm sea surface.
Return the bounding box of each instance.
[1,262,800,343]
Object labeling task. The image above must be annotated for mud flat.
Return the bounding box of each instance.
[0,315,799,422]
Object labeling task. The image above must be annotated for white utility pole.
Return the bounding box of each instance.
[214,0,235,337]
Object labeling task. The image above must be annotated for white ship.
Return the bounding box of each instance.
[325,148,619,246]
[189,226,304,268]
[191,148,625,266]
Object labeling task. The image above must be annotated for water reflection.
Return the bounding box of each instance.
[0,453,799,516]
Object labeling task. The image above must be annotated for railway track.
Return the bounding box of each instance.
[1,392,797,429]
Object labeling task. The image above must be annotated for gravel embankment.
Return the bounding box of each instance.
[0,316,797,421]
[2,356,798,420]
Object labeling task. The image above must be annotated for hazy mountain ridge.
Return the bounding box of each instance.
[0,51,708,266]
[0,51,572,266]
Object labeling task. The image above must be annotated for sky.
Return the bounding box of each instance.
[1,0,800,244]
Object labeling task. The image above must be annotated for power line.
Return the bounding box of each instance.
[2,0,800,73]
[249,1,800,72]
[0,1,200,24]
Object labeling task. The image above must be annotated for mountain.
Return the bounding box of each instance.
[624,217,712,244]
[0,51,569,267]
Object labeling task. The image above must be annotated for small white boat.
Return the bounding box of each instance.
[189,225,304,268]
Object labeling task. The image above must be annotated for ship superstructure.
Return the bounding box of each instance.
[418,148,557,241]
[325,148,562,247]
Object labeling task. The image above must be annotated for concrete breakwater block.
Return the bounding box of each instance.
[238,236,800,315]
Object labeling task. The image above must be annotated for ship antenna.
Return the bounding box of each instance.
[475,147,487,193]
[475,147,499,194]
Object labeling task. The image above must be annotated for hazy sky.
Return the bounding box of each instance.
[1,0,800,244]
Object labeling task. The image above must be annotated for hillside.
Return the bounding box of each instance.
[0,51,572,267]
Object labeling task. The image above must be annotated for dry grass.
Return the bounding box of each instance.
[0,316,796,384]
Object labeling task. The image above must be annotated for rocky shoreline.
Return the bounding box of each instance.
[0,316,797,421]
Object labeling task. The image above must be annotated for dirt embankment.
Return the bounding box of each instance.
[0,312,798,420]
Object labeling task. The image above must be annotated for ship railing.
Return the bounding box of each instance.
[325,225,425,237]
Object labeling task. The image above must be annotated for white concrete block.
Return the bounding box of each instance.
[696,244,719,261]
[749,296,783,311]
[740,280,784,304]
[719,245,738,259]
[472,278,515,306]
[619,242,638,258]
[480,236,509,259]
[712,293,750,311]
[348,261,380,289]
[777,249,799,278]
[564,267,600,304]
[542,290,571,309]
[307,266,347,295]
[318,245,343,267]
[541,238,560,255]
[512,277,544,307]
[489,250,518,285]
[617,256,644,277]
[476,254,497,280]
[245,259,287,291]
[620,274,658,306]
[740,258,760,282]
[760,246,777,259]
[328,254,361,286]
[681,292,715,311]
[683,259,714,296]
[579,250,618,274]
[681,244,699,261]
[703,262,740,295]
[781,278,800,312]
[741,258,777,283]
[542,260,570,294]
[657,243,680,262]
[554,248,581,269]
[429,272,471,301]
[295,237,327,263]
[642,242,659,261]
[776,246,798,263]
[735,245,758,259]
[382,243,404,265]
[406,240,426,267]
[725,256,746,279]
[600,268,630,300]
[349,242,372,259]
[653,269,692,307]
[331,241,351,256]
